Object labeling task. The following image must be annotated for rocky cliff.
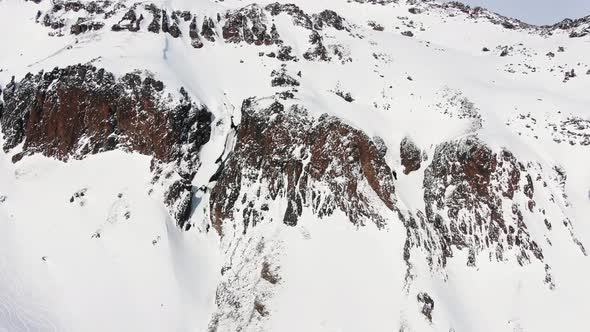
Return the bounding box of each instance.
[1,0,589,331]
[0,64,212,228]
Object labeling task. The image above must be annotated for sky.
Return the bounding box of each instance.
[455,0,590,25]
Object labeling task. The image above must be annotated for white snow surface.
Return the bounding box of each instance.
[0,0,589,331]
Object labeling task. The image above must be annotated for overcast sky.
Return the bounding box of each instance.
[455,0,590,25]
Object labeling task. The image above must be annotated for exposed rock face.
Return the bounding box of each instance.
[552,16,590,37]
[167,18,182,38]
[189,17,204,48]
[398,134,585,272]
[146,4,161,33]
[441,2,531,31]
[270,68,300,87]
[111,8,142,32]
[313,10,347,31]
[36,1,354,64]
[417,292,434,321]
[400,136,421,174]
[71,19,104,34]
[210,98,397,236]
[3,2,589,331]
[335,89,354,102]
[201,16,217,42]
[435,1,590,37]
[265,2,313,29]
[414,136,543,267]
[161,10,171,34]
[563,68,577,82]
[550,117,590,145]
[0,65,209,162]
[41,0,111,34]
[409,7,423,15]
[34,0,590,48]
[303,30,331,61]
[207,98,399,329]
[223,4,277,45]
[0,65,212,227]
[276,45,297,61]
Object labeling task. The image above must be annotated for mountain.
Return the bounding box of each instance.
[0,0,589,331]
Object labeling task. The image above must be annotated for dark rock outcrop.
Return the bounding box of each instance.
[0,65,209,162]
[303,30,330,61]
[111,8,142,32]
[201,16,217,42]
[161,10,182,37]
[417,292,434,321]
[270,68,300,87]
[71,19,104,35]
[563,69,576,82]
[277,46,297,61]
[265,2,313,30]
[265,3,350,62]
[335,90,354,102]
[223,5,277,45]
[0,65,212,227]
[368,21,384,31]
[442,2,530,31]
[146,4,161,33]
[36,1,353,64]
[189,17,204,48]
[400,136,421,174]
[313,10,347,31]
[168,22,182,38]
[41,0,112,34]
[409,7,423,15]
[210,99,396,235]
[417,136,543,267]
[550,16,590,37]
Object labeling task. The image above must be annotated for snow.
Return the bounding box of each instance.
[0,148,221,331]
[267,209,406,332]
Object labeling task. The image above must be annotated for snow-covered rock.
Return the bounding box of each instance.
[1,0,589,331]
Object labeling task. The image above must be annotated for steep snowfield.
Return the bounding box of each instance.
[1,0,589,331]
[0,145,221,331]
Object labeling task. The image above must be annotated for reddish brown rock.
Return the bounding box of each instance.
[1,65,210,163]
[400,136,421,174]
[1,65,212,228]
[414,136,544,267]
[210,99,396,236]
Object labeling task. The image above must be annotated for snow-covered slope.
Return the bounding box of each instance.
[0,0,589,331]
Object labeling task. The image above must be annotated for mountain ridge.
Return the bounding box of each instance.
[0,0,589,331]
